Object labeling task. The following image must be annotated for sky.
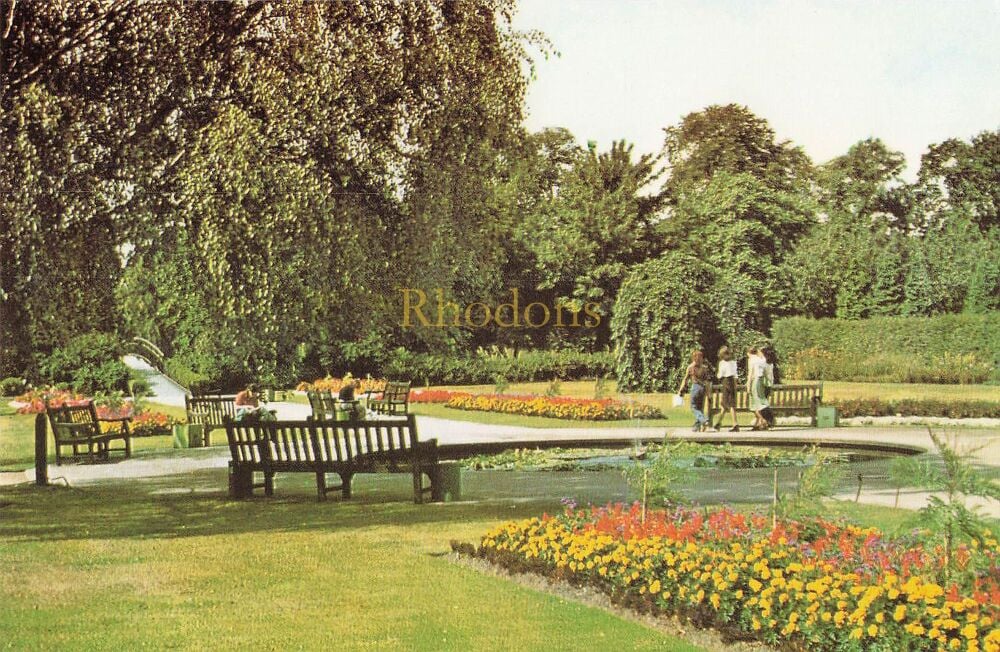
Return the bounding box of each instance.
[512,0,1000,180]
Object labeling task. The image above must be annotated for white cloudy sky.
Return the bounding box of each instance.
[512,0,1000,179]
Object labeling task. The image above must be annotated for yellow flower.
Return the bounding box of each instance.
[868,624,878,637]
[894,605,907,622]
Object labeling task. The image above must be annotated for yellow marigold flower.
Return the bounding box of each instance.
[962,623,978,639]
[868,624,878,637]
[710,593,721,610]
[875,612,885,624]
[949,639,961,650]
[894,605,907,622]
[649,579,661,595]
[749,578,763,593]
[850,627,863,640]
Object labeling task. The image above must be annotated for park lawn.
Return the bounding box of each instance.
[0,477,698,651]
[0,401,187,472]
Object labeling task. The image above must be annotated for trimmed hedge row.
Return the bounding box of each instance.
[829,398,1000,419]
[773,313,1000,383]
[382,349,614,386]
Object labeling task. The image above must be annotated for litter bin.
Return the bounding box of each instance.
[190,424,206,447]
[436,462,463,502]
[172,424,189,449]
[816,406,839,428]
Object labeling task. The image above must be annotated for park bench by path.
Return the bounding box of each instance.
[224,413,441,503]
[45,400,132,465]
[705,382,823,427]
[369,380,411,416]
[185,395,237,446]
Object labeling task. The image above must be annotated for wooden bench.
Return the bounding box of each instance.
[45,400,132,465]
[705,382,823,427]
[185,395,238,446]
[369,380,411,416]
[224,413,441,503]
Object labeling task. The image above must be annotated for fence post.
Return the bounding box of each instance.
[34,413,48,486]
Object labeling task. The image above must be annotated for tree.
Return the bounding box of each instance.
[611,252,720,392]
[914,130,1000,232]
[659,103,813,205]
[1,0,533,383]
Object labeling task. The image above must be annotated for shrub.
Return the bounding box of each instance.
[773,313,1000,383]
[38,332,130,394]
[382,348,614,386]
[0,376,26,396]
[830,398,1000,419]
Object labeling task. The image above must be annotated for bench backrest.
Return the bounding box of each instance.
[45,401,99,439]
[381,381,411,404]
[225,414,421,466]
[186,395,238,426]
[707,382,822,410]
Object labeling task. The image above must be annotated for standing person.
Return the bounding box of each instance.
[677,349,711,432]
[713,346,739,432]
[746,347,774,430]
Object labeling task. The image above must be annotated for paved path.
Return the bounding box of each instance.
[123,354,187,407]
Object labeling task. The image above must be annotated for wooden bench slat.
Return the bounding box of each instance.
[226,414,440,502]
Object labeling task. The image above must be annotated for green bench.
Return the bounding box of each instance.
[44,400,132,464]
[224,413,441,503]
[369,380,411,416]
[184,395,238,446]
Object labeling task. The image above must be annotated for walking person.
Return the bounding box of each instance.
[712,346,739,431]
[746,347,774,431]
[677,349,711,432]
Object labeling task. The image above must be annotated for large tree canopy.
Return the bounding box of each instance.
[1,0,533,382]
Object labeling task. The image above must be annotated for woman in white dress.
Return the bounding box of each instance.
[746,347,773,431]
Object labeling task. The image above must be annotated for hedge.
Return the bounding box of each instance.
[382,349,614,386]
[772,313,1000,383]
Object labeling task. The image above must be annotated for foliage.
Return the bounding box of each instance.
[0,377,26,396]
[773,313,1000,383]
[623,445,694,507]
[611,252,719,392]
[776,450,843,520]
[478,504,1000,651]
[890,430,1000,581]
[383,348,614,386]
[36,332,129,394]
[659,103,813,203]
[829,398,1000,420]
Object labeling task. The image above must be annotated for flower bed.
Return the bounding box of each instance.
[296,377,386,395]
[410,389,661,421]
[13,388,178,436]
[474,504,1000,651]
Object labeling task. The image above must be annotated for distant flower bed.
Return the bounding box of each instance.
[474,503,1000,651]
[296,377,387,395]
[13,387,177,436]
[410,389,661,421]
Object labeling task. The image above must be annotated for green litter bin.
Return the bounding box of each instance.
[816,406,839,428]
[172,424,189,449]
[437,462,462,501]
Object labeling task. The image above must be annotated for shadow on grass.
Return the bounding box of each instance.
[0,468,634,544]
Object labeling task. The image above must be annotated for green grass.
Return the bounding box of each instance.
[0,476,698,651]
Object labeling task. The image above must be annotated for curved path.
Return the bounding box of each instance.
[15,363,1000,516]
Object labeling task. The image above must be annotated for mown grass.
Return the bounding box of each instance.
[0,459,939,651]
[0,473,697,651]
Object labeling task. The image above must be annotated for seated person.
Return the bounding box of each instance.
[337,374,364,419]
[235,384,273,421]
